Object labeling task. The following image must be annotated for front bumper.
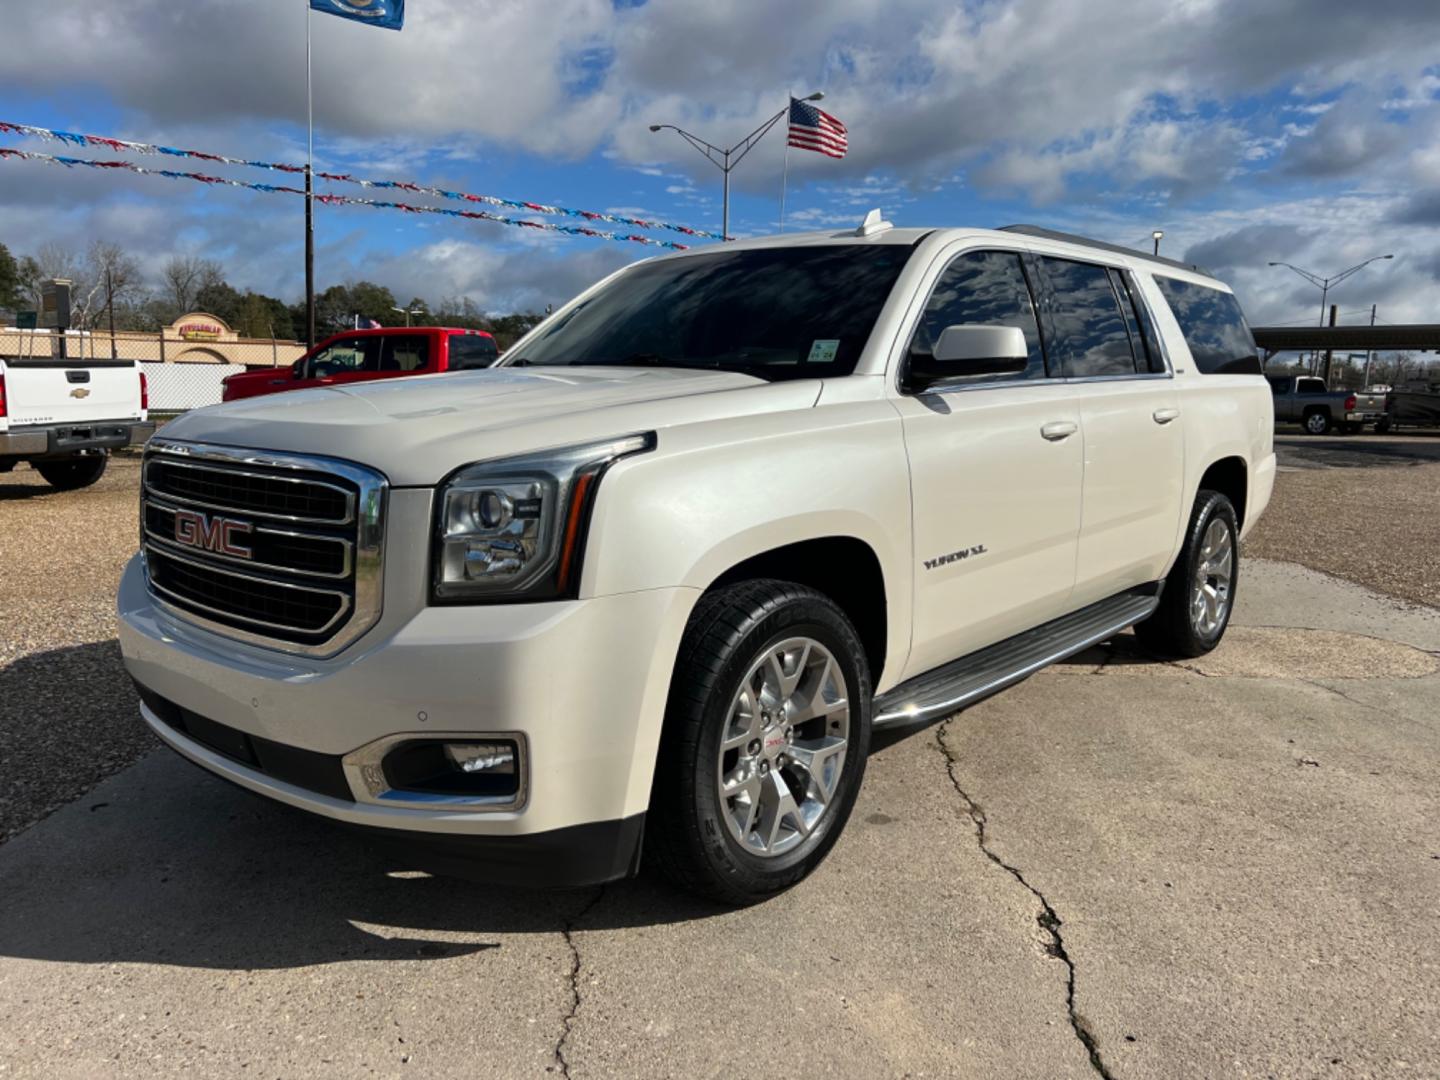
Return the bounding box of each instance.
[0,420,154,457]
[117,555,697,885]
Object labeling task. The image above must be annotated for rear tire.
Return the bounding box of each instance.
[1135,490,1238,659]
[1303,409,1332,435]
[647,579,872,906]
[1340,422,1361,435]
[34,452,108,491]
[1375,417,1392,434]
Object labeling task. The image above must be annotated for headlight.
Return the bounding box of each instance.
[431,433,655,603]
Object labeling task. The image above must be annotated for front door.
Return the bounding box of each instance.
[893,248,1084,679]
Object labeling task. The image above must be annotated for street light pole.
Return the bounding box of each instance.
[391,306,424,327]
[1268,255,1394,371]
[650,92,824,241]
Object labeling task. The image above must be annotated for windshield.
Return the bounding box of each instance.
[509,244,915,380]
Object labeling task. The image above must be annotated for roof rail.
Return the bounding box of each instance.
[999,224,1209,276]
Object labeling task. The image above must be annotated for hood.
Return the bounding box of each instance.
[161,366,820,486]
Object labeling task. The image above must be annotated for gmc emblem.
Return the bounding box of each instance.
[173,509,253,559]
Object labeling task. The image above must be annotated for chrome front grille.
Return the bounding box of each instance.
[141,438,387,655]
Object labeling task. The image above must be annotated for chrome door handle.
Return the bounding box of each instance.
[1040,420,1078,441]
[1153,407,1181,425]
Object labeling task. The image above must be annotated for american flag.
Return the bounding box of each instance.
[787,99,847,159]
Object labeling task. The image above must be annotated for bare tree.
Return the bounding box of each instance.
[24,243,85,311]
[162,256,224,315]
[72,240,143,333]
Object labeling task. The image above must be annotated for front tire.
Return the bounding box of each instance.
[34,452,108,491]
[1135,490,1239,659]
[648,580,872,905]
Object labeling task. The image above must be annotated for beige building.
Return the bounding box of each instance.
[1,312,306,368]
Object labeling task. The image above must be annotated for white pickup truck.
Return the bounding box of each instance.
[118,218,1275,904]
[0,340,153,489]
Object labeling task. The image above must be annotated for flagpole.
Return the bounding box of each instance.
[779,97,792,233]
[304,1,316,348]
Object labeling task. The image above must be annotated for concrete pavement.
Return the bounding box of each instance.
[1,559,1437,1078]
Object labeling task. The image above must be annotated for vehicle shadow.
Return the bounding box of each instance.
[0,478,57,500]
[0,644,732,973]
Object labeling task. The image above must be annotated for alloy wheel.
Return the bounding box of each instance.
[1191,518,1234,637]
[715,636,850,858]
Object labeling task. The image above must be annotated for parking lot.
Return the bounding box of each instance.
[1,437,1438,1078]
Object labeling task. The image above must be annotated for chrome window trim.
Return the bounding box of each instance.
[142,495,354,580]
[342,731,530,813]
[905,369,1176,398]
[141,439,388,658]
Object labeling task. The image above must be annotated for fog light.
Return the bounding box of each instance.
[444,742,516,775]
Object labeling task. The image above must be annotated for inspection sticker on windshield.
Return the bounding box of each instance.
[807,339,840,363]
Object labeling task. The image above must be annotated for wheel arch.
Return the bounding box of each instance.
[1195,455,1248,530]
[704,535,890,687]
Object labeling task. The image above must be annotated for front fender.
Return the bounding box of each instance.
[580,401,914,690]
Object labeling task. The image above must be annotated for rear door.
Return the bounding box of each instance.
[2,338,141,426]
[374,334,432,380]
[1032,256,1184,606]
[892,247,1084,677]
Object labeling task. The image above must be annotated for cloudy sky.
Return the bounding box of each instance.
[1,0,1437,326]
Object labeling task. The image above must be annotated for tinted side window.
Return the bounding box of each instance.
[1039,258,1137,378]
[448,335,499,371]
[378,335,430,372]
[910,250,1046,381]
[1296,378,1327,395]
[1153,277,1261,375]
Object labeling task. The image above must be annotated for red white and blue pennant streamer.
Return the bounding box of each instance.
[0,120,723,241]
[0,148,691,251]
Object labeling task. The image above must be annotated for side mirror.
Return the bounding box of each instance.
[905,325,1029,392]
[291,359,305,379]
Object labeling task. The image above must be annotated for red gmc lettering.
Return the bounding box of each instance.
[173,510,253,559]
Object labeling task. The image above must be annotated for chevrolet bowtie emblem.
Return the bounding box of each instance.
[70,387,91,398]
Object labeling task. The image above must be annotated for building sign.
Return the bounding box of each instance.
[178,321,224,341]
[167,312,235,343]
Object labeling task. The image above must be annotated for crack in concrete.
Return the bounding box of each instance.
[553,886,606,1078]
[934,722,1116,1080]
[1299,678,1401,719]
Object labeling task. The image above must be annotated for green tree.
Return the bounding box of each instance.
[0,242,19,311]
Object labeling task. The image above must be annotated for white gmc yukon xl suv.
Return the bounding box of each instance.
[118,220,1275,904]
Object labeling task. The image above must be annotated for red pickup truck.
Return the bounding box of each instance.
[221,327,499,402]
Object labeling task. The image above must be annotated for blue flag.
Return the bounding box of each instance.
[309,0,404,31]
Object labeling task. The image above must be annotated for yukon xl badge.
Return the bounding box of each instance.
[173,509,254,559]
[924,544,987,570]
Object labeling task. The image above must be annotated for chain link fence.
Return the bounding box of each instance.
[2,327,304,413]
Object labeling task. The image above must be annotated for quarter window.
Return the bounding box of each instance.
[1153,277,1261,375]
[909,250,1046,381]
[1038,258,1138,378]
[448,335,499,371]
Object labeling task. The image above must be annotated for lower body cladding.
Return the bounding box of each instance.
[0,419,154,457]
[116,555,699,888]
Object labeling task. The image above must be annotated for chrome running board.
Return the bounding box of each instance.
[872,587,1160,727]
